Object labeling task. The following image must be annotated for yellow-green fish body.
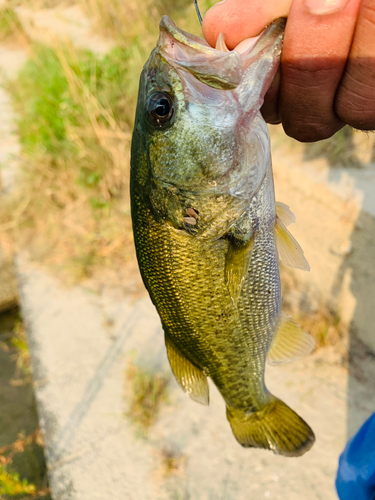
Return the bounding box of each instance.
[131,16,315,456]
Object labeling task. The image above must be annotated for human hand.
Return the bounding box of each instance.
[202,0,375,142]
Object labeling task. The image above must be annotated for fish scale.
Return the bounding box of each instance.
[131,15,315,456]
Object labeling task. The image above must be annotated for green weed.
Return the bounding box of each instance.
[0,465,36,496]
[0,315,31,385]
[0,430,50,498]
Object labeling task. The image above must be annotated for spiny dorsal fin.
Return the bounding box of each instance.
[276,201,295,227]
[225,237,255,306]
[165,334,209,405]
[274,216,310,271]
[267,312,315,365]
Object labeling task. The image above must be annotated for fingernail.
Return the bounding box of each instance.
[305,0,350,15]
[212,0,227,6]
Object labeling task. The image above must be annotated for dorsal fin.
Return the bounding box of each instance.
[267,312,315,365]
[165,335,209,405]
[274,215,310,271]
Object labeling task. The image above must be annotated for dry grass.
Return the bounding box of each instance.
[0,7,28,44]
[157,447,186,477]
[296,306,345,349]
[125,359,170,436]
[0,40,136,283]
[280,268,347,350]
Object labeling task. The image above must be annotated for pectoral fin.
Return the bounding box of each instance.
[267,312,315,365]
[165,335,209,406]
[274,216,310,271]
[276,202,295,227]
[225,237,254,306]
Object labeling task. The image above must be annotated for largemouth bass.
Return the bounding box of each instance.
[131,16,315,457]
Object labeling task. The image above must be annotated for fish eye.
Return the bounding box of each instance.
[147,92,174,127]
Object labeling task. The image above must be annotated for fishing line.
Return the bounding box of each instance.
[194,0,203,25]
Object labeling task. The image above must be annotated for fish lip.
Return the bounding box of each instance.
[159,16,212,53]
[159,15,286,61]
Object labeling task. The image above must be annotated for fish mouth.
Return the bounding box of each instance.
[158,16,286,90]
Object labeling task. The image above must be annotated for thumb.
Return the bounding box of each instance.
[202,0,292,49]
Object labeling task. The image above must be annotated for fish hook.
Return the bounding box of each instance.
[194,0,203,25]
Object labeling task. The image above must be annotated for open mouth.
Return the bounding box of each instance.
[158,16,285,90]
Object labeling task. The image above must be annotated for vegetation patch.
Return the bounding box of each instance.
[0,8,26,44]
[1,41,136,282]
[158,446,186,477]
[0,431,50,498]
[0,311,50,499]
[125,359,170,436]
[296,306,345,349]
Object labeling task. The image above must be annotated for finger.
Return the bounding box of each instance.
[335,0,375,130]
[202,0,292,49]
[279,0,362,142]
[261,67,282,124]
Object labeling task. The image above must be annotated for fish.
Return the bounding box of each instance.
[130,15,315,457]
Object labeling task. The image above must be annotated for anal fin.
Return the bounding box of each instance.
[267,312,315,365]
[165,335,209,406]
[225,237,254,306]
[274,215,310,271]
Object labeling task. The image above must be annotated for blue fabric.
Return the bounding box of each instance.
[336,412,375,500]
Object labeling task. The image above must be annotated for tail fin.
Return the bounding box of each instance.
[227,398,315,457]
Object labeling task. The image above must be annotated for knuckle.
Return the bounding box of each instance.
[336,69,375,130]
[282,119,343,143]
